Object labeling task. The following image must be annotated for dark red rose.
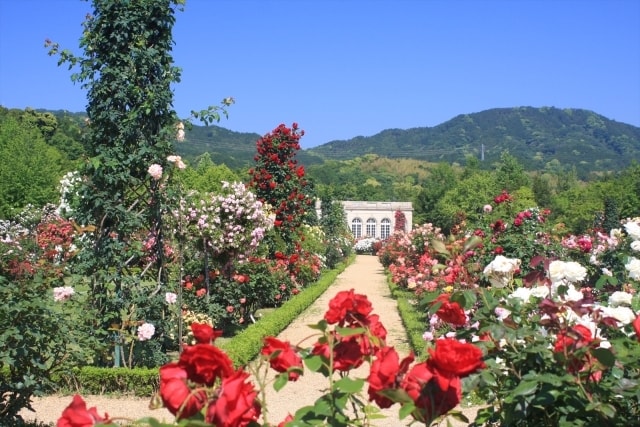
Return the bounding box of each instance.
[261,337,303,380]
[368,347,415,408]
[179,343,234,386]
[57,395,109,427]
[427,339,485,390]
[433,294,467,326]
[205,369,261,427]
[324,289,373,325]
[312,335,365,372]
[191,323,222,344]
[633,315,640,341]
[401,362,462,424]
[159,363,207,419]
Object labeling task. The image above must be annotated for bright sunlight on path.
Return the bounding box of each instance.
[21,255,479,426]
[258,254,412,426]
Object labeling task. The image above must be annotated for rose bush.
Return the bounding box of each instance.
[378,191,640,426]
[58,290,486,427]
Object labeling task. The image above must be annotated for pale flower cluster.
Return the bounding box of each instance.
[548,260,587,284]
[56,171,81,217]
[53,286,75,302]
[137,322,155,341]
[147,164,163,180]
[626,257,640,280]
[167,155,186,169]
[165,292,178,304]
[483,255,521,288]
[175,121,185,142]
[184,182,273,257]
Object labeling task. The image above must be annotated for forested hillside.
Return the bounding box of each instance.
[2,105,639,236]
[309,107,640,176]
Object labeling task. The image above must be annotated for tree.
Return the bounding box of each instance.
[414,163,457,225]
[495,151,530,192]
[178,153,240,193]
[0,117,64,218]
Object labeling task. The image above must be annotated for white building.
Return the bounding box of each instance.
[316,200,413,239]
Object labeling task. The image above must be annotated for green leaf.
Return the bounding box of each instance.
[591,347,616,368]
[398,401,416,420]
[334,377,364,393]
[512,380,538,396]
[430,239,450,257]
[335,326,366,337]
[273,373,289,392]
[304,355,325,372]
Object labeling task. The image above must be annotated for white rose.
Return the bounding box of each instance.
[599,306,636,325]
[625,257,640,280]
[509,287,532,302]
[565,285,585,302]
[608,291,633,307]
[624,222,640,241]
[631,240,640,252]
[531,286,550,299]
[484,255,521,274]
[549,260,587,284]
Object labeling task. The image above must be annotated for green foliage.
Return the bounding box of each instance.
[431,171,499,233]
[176,153,240,193]
[0,244,83,424]
[56,367,160,396]
[0,116,64,218]
[47,0,187,368]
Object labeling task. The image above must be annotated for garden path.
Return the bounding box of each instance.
[20,255,480,426]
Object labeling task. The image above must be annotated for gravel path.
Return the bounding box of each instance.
[20,255,481,426]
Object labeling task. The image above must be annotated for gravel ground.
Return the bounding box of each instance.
[20,255,482,426]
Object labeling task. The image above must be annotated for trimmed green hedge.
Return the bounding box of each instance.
[48,255,354,396]
[218,254,353,367]
[386,274,429,361]
[55,367,159,396]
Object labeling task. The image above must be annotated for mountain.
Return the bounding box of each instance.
[25,106,640,173]
[177,123,326,169]
[307,107,640,173]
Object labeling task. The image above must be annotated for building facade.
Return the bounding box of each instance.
[316,200,413,239]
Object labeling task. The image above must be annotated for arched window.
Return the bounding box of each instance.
[380,218,391,239]
[366,218,377,237]
[351,218,363,238]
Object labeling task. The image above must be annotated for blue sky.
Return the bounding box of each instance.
[1,0,639,148]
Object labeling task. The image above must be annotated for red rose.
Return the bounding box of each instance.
[427,339,485,390]
[191,323,222,344]
[179,343,234,386]
[324,289,373,325]
[633,315,640,341]
[57,394,110,427]
[205,369,261,427]
[261,337,303,381]
[278,414,294,427]
[159,363,207,419]
[400,362,461,423]
[367,347,415,408]
[312,336,365,372]
[554,324,593,353]
[553,324,594,373]
[433,294,467,326]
